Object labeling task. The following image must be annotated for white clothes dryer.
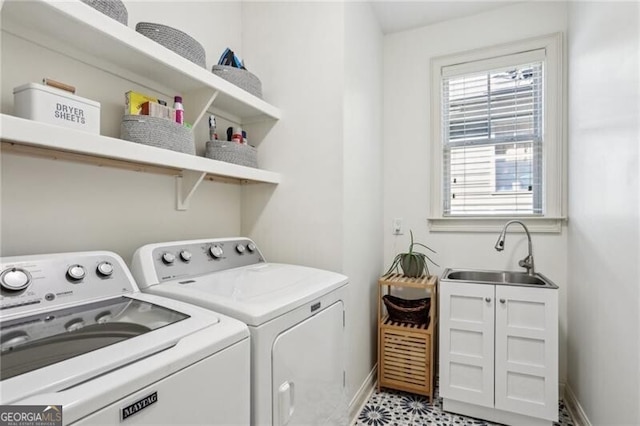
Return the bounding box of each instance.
[131,237,349,426]
[0,250,250,425]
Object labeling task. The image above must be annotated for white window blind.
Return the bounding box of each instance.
[441,52,544,216]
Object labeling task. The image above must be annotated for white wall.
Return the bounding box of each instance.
[0,1,244,262]
[383,1,570,381]
[343,1,384,404]
[242,1,384,407]
[240,2,345,271]
[567,2,640,424]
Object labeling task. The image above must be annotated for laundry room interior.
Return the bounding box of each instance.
[0,1,638,425]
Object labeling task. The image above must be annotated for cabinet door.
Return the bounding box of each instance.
[494,286,558,421]
[439,282,495,407]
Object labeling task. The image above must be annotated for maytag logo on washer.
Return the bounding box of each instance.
[121,391,158,421]
[0,405,62,426]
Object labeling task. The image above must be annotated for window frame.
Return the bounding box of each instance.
[429,32,566,233]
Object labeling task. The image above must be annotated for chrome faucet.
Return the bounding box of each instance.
[494,220,535,276]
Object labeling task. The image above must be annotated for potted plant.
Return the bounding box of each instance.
[385,230,438,277]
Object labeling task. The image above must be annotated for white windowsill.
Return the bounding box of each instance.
[427,216,567,233]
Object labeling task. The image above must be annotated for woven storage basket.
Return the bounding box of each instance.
[205,140,258,168]
[382,295,430,325]
[121,115,195,155]
[80,0,128,25]
[136,22,206,68]
[212,65,262,99]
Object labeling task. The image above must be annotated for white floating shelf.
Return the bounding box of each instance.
[1,0,281,123]
[0,114,282,187]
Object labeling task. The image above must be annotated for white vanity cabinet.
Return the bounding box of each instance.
[439,280,558,426]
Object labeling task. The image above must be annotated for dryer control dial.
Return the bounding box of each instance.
[209,245,223,259]
[67,265,86,281]
[161,252,176,264]
[247,243,257,253]
[236,244,246,254]
[0,268,32,292]
[179,250,192,262]
[96,261,114,277]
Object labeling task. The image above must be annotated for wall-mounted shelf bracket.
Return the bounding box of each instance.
[176,170,207,211]
[184,89,219,128]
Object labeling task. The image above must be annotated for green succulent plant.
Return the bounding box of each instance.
[385,230,438,278]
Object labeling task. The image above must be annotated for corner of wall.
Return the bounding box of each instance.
[564,384,593,426]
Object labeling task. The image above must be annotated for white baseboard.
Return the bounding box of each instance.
[564,384,592,426]
[349,364,377,425]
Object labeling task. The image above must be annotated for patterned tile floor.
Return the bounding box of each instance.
[356,384,574,426]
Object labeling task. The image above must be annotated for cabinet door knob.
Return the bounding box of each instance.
[500,298,506,304]
[485,297,491,303]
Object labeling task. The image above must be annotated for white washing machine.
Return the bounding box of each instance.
[0,250,250,425]
[131,237,349,426]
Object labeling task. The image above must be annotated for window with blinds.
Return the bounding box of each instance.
[441,55,544,216]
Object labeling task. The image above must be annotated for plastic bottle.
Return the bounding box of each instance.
[174,96,184,125]
[209,115,218,140]
[232,126,243,143]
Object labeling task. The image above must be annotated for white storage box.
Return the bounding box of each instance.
[13,83,101,134]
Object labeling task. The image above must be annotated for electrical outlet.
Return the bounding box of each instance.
[393,218,403,235]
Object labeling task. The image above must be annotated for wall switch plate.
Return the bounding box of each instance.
[393,218,403,235]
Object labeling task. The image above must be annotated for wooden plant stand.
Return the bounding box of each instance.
[377,273,438,401]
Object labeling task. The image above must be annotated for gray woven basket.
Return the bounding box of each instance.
[80,0,128,25]
[121,115,195,155]
[212,65,262,99]
[136,22,206,68]
[205,140,258,168]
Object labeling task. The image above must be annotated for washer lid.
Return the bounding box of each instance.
[0,292,248,405]
[0,296,190,380]
[148,263,348,326]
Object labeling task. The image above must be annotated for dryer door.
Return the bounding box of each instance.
[272,301,346,426]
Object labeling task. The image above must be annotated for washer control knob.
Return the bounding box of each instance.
[67,265,86,281]
[65,318,85,332]
[95,311,113,324]
[0,268,32,292]
[247,243,257,253]
[209,245,223,259]
[236,244,246,254]
[179,250,192,262]
[96,262,114,277]
[0,331,30,351]
[161,252,176,264]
